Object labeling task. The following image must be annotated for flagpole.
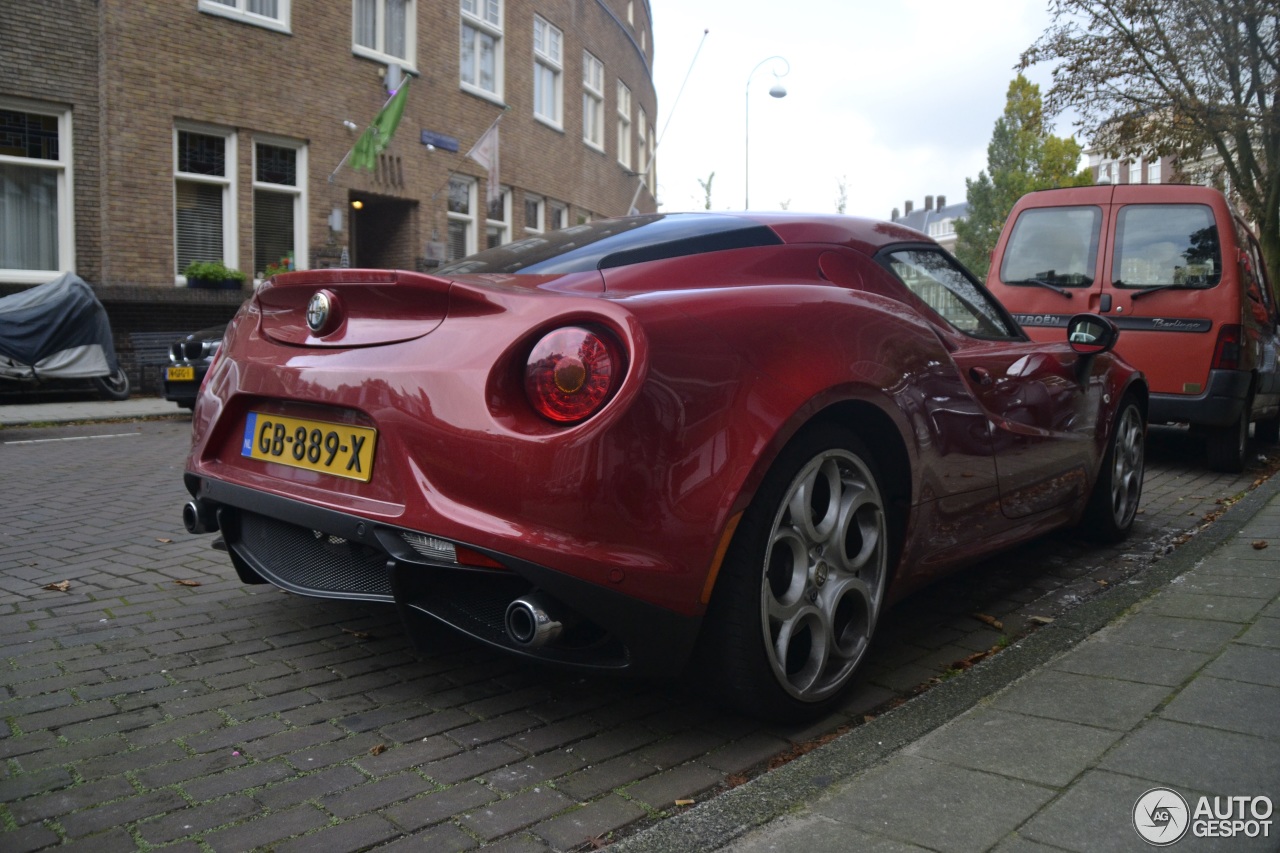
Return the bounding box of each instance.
[628,28,710,214]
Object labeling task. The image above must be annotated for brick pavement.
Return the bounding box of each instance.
[0,418,1275,851]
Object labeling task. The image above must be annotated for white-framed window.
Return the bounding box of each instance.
[582,51,604,151]
[524,194,544,234]
[616,81,632,169]
[1148,160,1161,184]
[532,15,563,127]
[486,187,510,248]
[175,123,237,280]
[646,121,656,190]
[1128,159,1142,184]
[0,99,74,283]
[636,106,648,177]
[1098,162,1113,184]
[460,0,503,101]
[627,0,634,25]
[199,0,291,33]
[253,138,307,278]
[353,0,416,66]
[548,200,567,231]
[446,176,476,260]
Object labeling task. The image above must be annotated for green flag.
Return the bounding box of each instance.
[349,77,411,172]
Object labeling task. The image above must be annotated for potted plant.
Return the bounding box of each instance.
[183,260,247,290]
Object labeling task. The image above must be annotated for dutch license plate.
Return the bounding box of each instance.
[242,412,377,482]
[167,366,195,381]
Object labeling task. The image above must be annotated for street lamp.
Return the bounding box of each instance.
[745,56,789,209]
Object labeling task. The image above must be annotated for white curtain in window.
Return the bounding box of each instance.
[254,190,294,276]
[176,180,224,273]
[386,0,406,57]
[354,0,376,49]
[0,163,58,271]
[248,0,278,16]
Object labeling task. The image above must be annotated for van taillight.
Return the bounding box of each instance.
[1212,324,1243,370]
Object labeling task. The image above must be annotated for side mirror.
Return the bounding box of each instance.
[1066,313,1118,355]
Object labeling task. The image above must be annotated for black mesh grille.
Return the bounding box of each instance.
[237,512,393,600]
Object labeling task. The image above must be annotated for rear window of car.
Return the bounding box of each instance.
[1112,204,1221,288]
[1000,206,1102,288]
[435,213,783,275]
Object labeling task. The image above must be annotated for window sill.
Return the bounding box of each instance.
[352,45,418,75]
[534,115,564,134]
[583,140,606,155]
[460,83,507,108]
[198,2,291,34]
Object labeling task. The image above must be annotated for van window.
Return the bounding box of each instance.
[1000,206,1101,288]
[1113,204,1221,288]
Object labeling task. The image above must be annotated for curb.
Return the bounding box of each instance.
[612,472,1280,852]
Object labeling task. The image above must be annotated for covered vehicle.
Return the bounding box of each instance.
[182,213,1147,720]
[0,273,129,400]
[164,325,224,410]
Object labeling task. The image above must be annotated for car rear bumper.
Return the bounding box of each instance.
[1149,369,1251,427]
[183,474,702,677]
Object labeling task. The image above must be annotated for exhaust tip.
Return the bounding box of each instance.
[183,500,219,534]
[505,594,564,648]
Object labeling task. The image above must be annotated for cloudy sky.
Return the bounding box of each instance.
[647,0,1082,219]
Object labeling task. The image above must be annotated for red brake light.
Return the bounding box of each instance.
[524,326,622,423]
[1212,324,1242,370]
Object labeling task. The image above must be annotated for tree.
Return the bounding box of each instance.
[955,75,1092,278]
[1021,0,1280,283]
[835,176,848,214]
[698,172,715,210]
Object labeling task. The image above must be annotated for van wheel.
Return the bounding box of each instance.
[1206,406,1249,473]
[1255,414,1280,444]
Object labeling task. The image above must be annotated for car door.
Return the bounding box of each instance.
[879,246,1095,520]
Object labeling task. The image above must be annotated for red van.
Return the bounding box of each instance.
[987,184,1280,472]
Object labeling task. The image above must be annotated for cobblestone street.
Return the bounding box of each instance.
[1,416,1275,851]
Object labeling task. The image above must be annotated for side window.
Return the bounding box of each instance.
[1113,204,1221,288]
[1240,223,1278,323]
[999,206,1101,287]
[883,248,1017,338]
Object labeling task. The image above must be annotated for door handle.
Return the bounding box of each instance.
[969,366,993,386]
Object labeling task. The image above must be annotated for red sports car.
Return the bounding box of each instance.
[182,213,1147,721]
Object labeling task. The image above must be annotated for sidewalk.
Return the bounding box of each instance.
[0,396,181,426]
[618,480,1280,853]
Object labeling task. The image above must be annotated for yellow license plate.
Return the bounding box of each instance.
[167,366,195,381]
[241,412,377,482]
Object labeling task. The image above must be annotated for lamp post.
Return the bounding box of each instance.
[745,56,789,209]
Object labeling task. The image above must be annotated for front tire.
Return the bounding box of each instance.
[92,366,131,401]
[1080,399,1145,543]
[697,424,890,722]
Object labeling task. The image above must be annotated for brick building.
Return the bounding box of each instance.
[1,0,657,297]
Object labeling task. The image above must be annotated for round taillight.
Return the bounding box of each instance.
[524,327,622,423]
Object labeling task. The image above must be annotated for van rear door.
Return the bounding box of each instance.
[1104,186,1228,397]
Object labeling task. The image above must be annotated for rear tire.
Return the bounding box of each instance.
[1254,413,1280,444]
[1079,399,1145,543]
[695,424,890,722]
[92,366,131,401]
[1206,403,1249,473]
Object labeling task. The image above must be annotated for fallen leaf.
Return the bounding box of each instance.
[1027,615,1054,625]
[341,627,373,640]
[1252,540,1269,550]
[42,580,71,592]
[174,580,202,587]
[949,650,990,670]
[1096,579,1110,586]
[156,538,173,544]
[972,613,1003,630]
[863,714,876,723]
[369,744,387,756]
[674,799,695,806]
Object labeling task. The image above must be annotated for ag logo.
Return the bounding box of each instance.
[1134,787,1190,845]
